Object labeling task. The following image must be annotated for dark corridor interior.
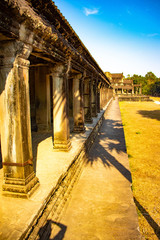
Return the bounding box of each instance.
[0,143,2,169]
[50,75,53,124]
[68,78,74,132]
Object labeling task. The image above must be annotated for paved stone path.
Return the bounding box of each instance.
[49,98,141,240]
[0,101,108,240]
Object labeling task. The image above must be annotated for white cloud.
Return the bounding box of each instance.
[84,7,99,16]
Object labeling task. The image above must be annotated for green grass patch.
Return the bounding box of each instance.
[135,131,141,134]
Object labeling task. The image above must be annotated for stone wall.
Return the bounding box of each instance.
[118,95,152,102]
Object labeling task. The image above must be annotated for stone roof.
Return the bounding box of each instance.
[0,0,111,85]
[123,79,133,84]
[111,73,123,79]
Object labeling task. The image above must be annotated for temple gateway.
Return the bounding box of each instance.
[105,72,142,95]
[0,0,113,198]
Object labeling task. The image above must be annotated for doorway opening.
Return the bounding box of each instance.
[0,142,2,169]
[50,75,53,126]
[68,78,74,132]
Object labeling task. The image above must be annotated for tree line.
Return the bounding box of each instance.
[125,72,160,96]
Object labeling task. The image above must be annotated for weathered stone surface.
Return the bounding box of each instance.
[0,0,112,198]
[51,63,71,151]
[73,73,85,133]
[0,41,39,197]
[84,78,93,123]
[91,78,98,117]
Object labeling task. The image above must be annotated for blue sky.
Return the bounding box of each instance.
[54,0,160,77]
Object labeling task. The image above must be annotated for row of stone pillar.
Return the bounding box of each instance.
[100,85,112,109]
[32,65,101,151]
[30,65,102,151]
[114,87,142,95]
[0,41,111,198]
[134,87,142,95]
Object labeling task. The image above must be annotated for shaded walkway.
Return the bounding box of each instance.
[50,98,141,240]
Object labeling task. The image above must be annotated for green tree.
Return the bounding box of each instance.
[145,72,157,81]
[128,72,160,96]
[149,79,160,96]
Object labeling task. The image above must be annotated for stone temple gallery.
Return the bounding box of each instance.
[0,0,113,198]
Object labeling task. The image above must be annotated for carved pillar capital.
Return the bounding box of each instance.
[51,64,65,76]
[14,57,30,69]
[51,59,71,77]
[74,73,83,80]
[0,41,32,59]
[83,69,86,78]
[18,44,32,60]
[0,44,31,68]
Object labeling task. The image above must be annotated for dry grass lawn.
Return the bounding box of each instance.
[119,100,160,240]
[150,97,160,102]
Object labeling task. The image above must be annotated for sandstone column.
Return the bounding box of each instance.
[103,86,105,107]
[0,41,39,198]
[102,87,104,108]
[139,85,142,95]
[136,87,138,95]
[100,85,104,110]
[73,73,85,132]
[108,87,110,101]
[105,87,108,104]
[97,81,101,113]
[84,77,93,123]
[104,87,106,104]
[51,62,71,151]
[91,78,98,117]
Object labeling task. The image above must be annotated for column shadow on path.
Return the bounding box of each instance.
[85,117,132,183]
[85,111,160,239]
[134,198,160,239]
[38,220,67,240]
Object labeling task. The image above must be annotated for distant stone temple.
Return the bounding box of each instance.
[105,72,142,95]
[0,0,113,198]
